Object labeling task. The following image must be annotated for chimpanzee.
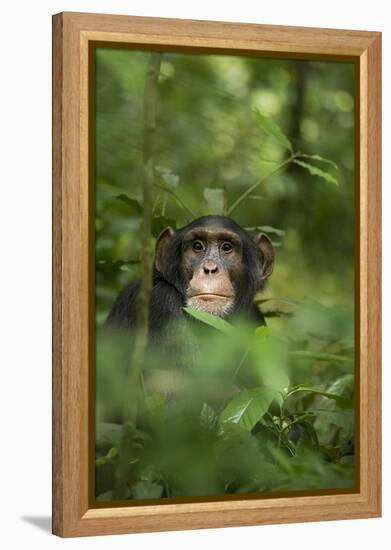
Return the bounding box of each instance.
[106,215,274,331]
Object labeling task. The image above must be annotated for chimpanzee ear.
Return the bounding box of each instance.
[254,233,274,280]
[154,227,175,273]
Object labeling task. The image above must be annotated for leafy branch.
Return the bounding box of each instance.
[225,110,338,215]
[145,110,339,223]
[227,153,299,215]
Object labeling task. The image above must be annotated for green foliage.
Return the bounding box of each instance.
[183,306,235,334]
[116,195,143,213]
[293,159,339,186]
[95,49,355,321]
[253,109,293,152]
[156,167,180,188]
[220,387,277,431]
[203,188,225,215]
[246,225,286,237]
[297,153,339,170]
[151,215,177,237]
[96,306,355,499]
[94,48,356,501]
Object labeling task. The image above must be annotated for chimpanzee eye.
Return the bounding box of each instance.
[221,242,233,253]
[192,240,204,252]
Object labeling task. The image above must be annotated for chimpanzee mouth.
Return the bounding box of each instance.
[192,293,232,300]
[186,294,235,317]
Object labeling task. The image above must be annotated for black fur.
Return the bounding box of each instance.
[106,216,268,331]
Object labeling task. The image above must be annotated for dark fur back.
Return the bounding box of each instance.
[106,277,185,331]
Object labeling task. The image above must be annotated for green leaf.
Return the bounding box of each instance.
[116,194,143,213]
[161,172,179,188]
[106,446,119,460]
[183,307,234,334]
[289,350,351,364]
[200,403,217,429]
[95,446,119,466]
[314,409,354,431]
[251,331,289,394]
[254,110,293,152]
[152,216,176,237]
[130,481,163,499]
[297,153,338,170]
[245,225,285,237]
[139,464,158,483]
[203,188,225,215]
[266,443,295,475]
[96,423,150,451]
[294,418,320,454]
[220,387,277,431]
[293,159,338,186]
[248,195,264,201]
[146,393,166,425]
[254,326,269,341]
[96,422,122,448]
[327,374,354,400]
[155,166,179,188]
[287,385,353,409]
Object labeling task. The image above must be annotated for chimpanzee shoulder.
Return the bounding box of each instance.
[148,277,185,330]
[105,280,140,328]
[106,276,185,331]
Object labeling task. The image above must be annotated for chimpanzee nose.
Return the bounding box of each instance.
[203,261,218,275]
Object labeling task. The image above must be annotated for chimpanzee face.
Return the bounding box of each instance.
[181,225,242,316]
[154,216,274,318]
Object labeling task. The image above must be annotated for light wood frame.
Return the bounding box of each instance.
[52,11,382,537]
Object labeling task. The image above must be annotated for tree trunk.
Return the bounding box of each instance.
[113,52,162,501]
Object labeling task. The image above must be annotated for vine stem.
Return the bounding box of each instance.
[227,152,300,216]
[154,179,196,219]
[113,52,162,500]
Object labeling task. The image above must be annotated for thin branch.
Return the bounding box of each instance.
[227,153,299,216]
[222,185,228,216]
[154,179,196,220]
[160,197,167,216]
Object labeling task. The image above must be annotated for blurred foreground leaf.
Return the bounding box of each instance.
[96,422,122,449]
[183,307,234,334]
[289,350,352,365]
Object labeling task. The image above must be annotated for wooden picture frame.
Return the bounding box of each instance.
[52,11,381,537]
